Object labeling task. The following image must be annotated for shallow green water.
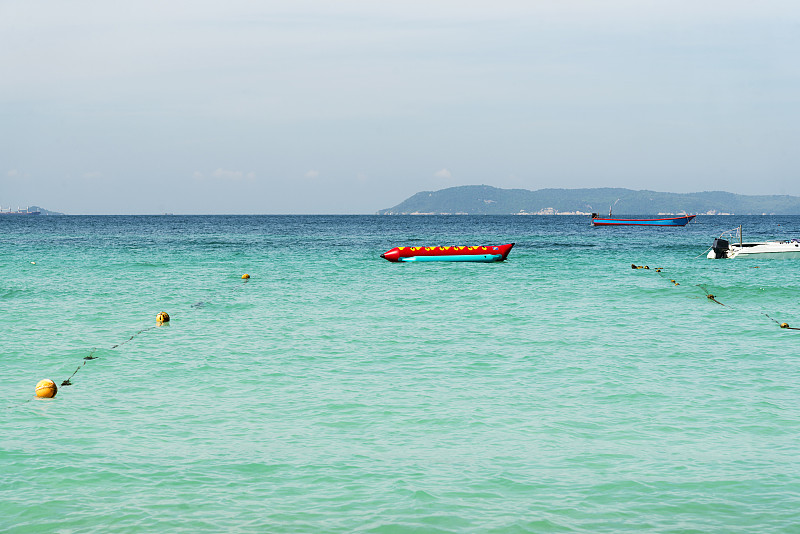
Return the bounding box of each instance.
[2,215,799,532]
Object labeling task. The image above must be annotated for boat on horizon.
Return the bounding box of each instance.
[590,213,695,226]
[381,243,515,262]
[708,225,800,259]
[0,206,41,216]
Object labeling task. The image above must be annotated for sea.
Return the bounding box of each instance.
[2,215,799,533]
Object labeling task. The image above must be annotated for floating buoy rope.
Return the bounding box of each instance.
[695,284,725,306]
[28,275,253,400]
[60,324,160,387]
[764,314,800,331]
[633,263,798,331]
[192,275,250,308]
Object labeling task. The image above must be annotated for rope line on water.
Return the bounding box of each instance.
[61,325,159,387]
[631,263,798,331]
[0,276,256,409]
[58,276,251,388]
[19,276,253,402]
[694,246,714,259]
[764,313,800,331]
[191,277,249,309]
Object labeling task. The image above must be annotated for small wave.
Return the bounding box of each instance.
[1,288,28,299]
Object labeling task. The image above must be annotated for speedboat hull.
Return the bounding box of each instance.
[381,243,515,262]
[708,225,800,259]
[591,215,695,226]
[708,240,800,259]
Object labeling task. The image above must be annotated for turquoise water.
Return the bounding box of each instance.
[2,215,799,533]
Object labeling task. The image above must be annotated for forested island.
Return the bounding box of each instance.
[377,186,800,215]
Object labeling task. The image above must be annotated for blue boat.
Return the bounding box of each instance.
[590,214,695,226]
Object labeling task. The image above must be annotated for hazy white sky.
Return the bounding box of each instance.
[1,0,798,214]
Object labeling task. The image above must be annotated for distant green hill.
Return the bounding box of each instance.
[376,186,800,215]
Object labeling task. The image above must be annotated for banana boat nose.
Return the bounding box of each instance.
[381,248,401,262]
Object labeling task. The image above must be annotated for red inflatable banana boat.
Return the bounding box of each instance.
[381,243,515,262]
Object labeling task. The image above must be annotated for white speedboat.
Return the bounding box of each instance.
[708,225,800,259]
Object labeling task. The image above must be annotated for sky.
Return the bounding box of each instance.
[1,0,798,214]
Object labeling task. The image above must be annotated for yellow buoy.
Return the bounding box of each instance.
[781,323,790,329]
[156,311,170,323]
[35,379,58,398]
[242,273,250,279]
